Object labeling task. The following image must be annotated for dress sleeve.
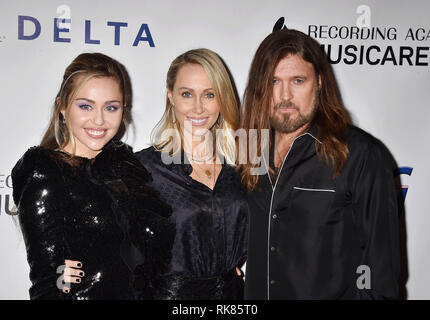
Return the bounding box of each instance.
[91,145,175,299]
[352,142,400,299]
[13,161,69,300]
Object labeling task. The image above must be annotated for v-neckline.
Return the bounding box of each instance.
[188,164,224,192]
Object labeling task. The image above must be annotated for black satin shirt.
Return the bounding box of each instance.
[135,147,248,279]
[245,125,400,299]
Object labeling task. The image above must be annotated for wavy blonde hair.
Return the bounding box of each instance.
[151,48,239,165]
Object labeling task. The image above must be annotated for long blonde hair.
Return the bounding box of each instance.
[151,48,239,165]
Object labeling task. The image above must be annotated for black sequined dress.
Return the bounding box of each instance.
[12,142,173,300]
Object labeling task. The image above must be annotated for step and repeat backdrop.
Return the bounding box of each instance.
[0,0,429,299]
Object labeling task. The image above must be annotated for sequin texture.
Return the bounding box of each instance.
[12,142,172,300]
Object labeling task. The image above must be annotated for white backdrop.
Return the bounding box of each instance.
[0,0,428,299]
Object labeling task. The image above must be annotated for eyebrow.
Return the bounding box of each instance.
[273,73,309,78]
[74,98,122,104]
[177,87,214,91]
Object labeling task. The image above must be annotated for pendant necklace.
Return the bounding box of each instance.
[193,160,215,179]
[185,147,215,178]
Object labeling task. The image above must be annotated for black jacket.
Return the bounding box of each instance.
[12,142,171,300]
[245,125,400,300]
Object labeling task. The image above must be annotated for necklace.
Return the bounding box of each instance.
[190,157,218,190]
[192,160,215,179]
[183,142,214,163]
[184,151,213,163]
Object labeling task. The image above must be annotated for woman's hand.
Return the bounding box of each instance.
[62,259,85,294]
[235,266,242,277]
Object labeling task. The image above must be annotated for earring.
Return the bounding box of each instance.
[62,116,66,124]
[170,103,176,124]
[217,114,224,127]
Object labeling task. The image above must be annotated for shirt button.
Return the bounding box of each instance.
[270,246,276,252]
[272,214,277,219]
[270,280,275,285]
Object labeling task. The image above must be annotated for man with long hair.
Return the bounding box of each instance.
[240,29,400,299]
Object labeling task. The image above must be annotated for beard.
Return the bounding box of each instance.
[269,88,319,134]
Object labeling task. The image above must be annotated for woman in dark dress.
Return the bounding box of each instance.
[12,53,171,300]
[134,48,248,299]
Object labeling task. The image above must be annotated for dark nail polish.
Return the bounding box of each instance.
[76,278,81,283]
[77,263,82,268]
[79,272,84,276]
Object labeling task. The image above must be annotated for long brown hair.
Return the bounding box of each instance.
[40,52,132,153]
[240,29,351,191]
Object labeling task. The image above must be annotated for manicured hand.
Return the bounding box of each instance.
[62,259,85,294]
